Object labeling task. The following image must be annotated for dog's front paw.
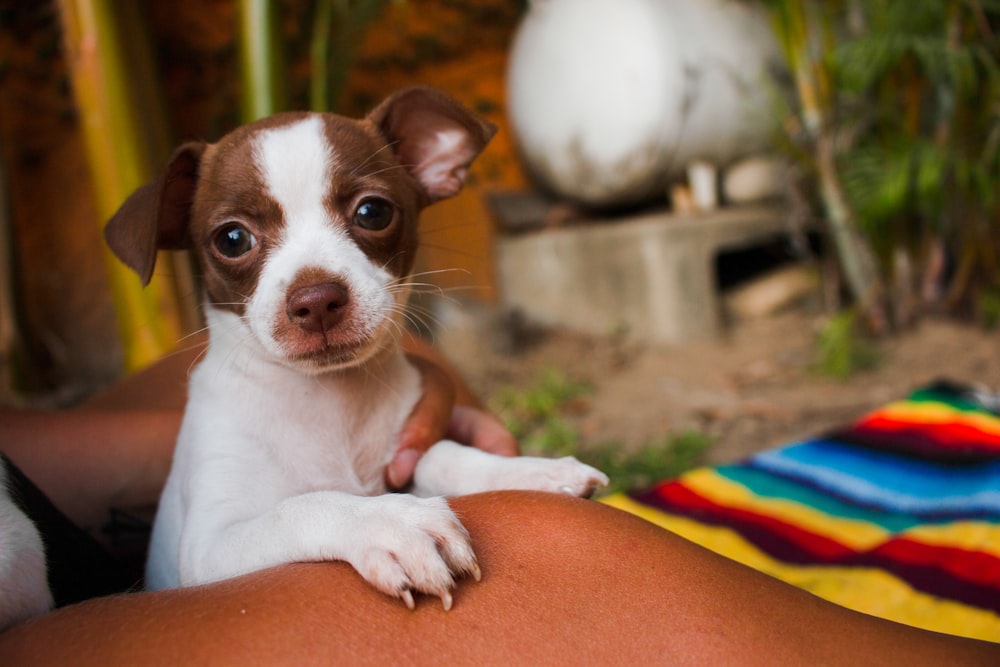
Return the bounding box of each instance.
[349,495,478,611]
[510,456,610,498]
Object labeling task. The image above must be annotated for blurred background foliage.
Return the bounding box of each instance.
[0,0,998,403]
[766,0,1000,335]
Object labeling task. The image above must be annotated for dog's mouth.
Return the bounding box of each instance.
[280,324,394,373]
[288,341,366,368]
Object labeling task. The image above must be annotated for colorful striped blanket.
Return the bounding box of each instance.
[602,382,1000,642]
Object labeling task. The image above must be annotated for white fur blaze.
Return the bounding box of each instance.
[254,116,333,224]
[247,117,397,366]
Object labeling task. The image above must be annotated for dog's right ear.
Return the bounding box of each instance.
[369,86,497,204]
[104,142,206,285]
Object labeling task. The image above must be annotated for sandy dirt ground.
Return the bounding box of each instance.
[437,305,1000,466]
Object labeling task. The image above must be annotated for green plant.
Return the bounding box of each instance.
[813,310,881,378]
[491,369,590,456]
[491,370,711,495]
[977,286,1000,329]
[310,0,399,112]
[238,0,286,123]
[238,0,403,118]
[833,0,1000,321]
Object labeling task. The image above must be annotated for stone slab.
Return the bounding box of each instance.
[495,203,789,344]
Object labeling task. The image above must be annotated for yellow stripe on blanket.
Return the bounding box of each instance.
[902,521,1000,559]
[601,493,1000,642]
[681,469,888,550]
[878,400,1000,432]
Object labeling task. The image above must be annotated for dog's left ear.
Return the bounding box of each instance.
[369,86,497,203]
[104,142,206,285]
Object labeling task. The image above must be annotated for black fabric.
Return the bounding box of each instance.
[2,454,138,606]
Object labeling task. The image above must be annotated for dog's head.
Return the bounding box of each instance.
[106,87,495,372]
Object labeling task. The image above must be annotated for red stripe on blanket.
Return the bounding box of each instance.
[861,412,1000,444]
[873,537,1000,588]
[860,538,1000,613]
[840,415,1000,461]
[646,482,856,561]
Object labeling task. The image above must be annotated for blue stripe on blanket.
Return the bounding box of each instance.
[750,439,1000,519]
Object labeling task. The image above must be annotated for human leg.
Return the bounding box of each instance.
[0,339,200,530]
[0,492,995,665]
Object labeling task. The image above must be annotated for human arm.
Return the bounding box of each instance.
[388,331,518,489]
[0,409,178,534]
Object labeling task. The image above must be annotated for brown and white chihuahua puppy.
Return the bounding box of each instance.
[105,87,607,610]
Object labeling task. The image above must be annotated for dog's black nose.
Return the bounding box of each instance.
[286,282,349,333]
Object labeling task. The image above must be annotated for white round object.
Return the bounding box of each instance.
[507,0,781,208]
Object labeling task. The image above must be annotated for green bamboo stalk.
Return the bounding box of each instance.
[308,0,398,112]
[239,0,285,123]
[310,0,336,112]
[57,0,185,371]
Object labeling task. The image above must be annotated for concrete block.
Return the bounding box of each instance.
[495,203,788,344]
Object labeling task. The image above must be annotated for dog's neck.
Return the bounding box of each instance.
[191,307,421,492]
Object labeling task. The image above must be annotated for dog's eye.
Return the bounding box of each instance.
[213,224,257,258]
[354,198,394,231]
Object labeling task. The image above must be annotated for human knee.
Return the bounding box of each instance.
[450,491,644,559]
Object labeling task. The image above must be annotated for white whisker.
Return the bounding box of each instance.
[407,268,474,281]
[359,163,411,179]
[350,141,401,178]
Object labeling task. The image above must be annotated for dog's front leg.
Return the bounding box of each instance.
[411,441,609,498]
[179,491,478,609]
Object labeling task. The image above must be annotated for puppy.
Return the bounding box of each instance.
[0,461,53,631]
[105,87,607,609]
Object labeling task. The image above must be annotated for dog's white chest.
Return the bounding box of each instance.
[181,336,422,498]
[143,337,424,590]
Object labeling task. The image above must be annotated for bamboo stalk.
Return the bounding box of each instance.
[239,0,285,123]
[815,134,888,331]
[57,0,184,371]
[308,0,398,112]
[310,0,336,112]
